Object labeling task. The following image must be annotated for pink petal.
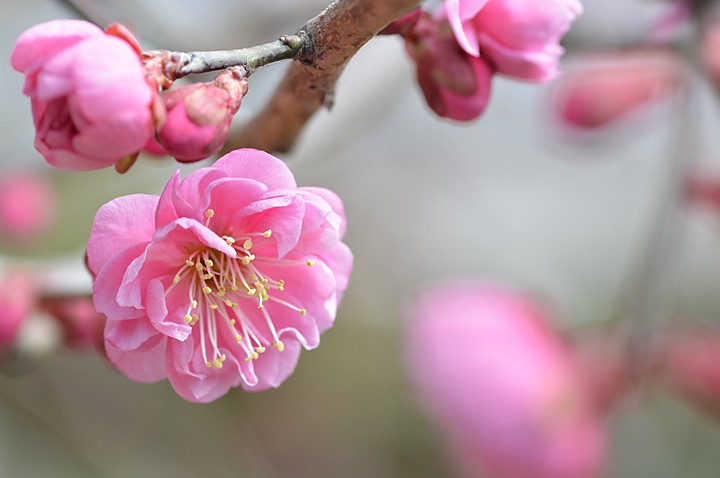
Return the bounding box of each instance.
[241,339,302,392]
[478,32,562,81]
[145,278,192,340]
[155,170,181,228]
[235,194,305,258]
[446,0,483,57]
[105,332,168,383]
[92,242,148,320]
[202,177,269,233]
[105,316,160,351]
[87,194,158,275]
[299,186,347,238]
[214,148,297,191]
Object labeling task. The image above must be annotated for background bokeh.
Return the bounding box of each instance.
[3,0,720,477]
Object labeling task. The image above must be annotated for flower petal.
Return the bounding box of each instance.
[105,332,168,383]
[214,148,297,191]
[241,339,302,392]
[87,194,158,276]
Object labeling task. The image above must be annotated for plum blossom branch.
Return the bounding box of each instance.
[223,0,423,154]
[168,35,304,79]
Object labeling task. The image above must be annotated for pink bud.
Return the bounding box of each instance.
[548,50,683,133]
[156,68,249,162]
[406,281,606,478]
[0,271,36,358]
[11,20,156,171]
[406,13,493,121]
[39,295,105,349]
[0,172,56,242]
[658,324,720,418]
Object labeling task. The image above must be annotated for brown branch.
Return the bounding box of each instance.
[222,0,422,154]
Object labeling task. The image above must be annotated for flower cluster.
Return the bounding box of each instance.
[11,20,249,172]
[87,148,352,402]
[390,0,582,120]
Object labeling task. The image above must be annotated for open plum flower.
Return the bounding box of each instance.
[11,19,154,171]
[87,148,353,402]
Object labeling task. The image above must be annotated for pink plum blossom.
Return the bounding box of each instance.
[0,172,56,242]
[87,148,353,402]
[157,68,249,162]
[11,19,155,171]
[0,271,36,358]
[446,0,582,81]
[547,50,683,135]
[406,281,606,478]
[405,12,493,121]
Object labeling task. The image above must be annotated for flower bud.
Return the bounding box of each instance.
[405,13,493,121]
[156,68,249,162]
[548,50,683,134]
[39,295,105,350]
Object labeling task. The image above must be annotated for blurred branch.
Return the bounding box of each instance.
[55,0,111,27]
[223,0,422,154]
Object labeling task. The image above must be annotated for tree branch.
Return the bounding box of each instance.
[222,0,422,154]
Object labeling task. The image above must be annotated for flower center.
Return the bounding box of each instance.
[167,209,314,369]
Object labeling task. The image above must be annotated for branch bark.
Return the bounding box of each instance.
[222,0,421,154]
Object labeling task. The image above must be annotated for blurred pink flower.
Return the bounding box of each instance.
[446,0,582,81]
[40,295,105,349]
[157,68,249,162]
[658,324,720,418]
[0,173,56,242]
[0,271,36,358]
[11,19,155,171]
[405,12,493,121]
[406,281,605,478]
[701,19,720,95]
[547,50,683,135]
[87,148,353,402]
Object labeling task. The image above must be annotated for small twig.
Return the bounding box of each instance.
[223,0,422,154]
[169,35,304,78]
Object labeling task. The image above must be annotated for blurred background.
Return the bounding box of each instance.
[3,0,720,477]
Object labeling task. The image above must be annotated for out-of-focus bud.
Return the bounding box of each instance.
[0,173,56,243]
[39,295,105,349]
[547,49,684,136]
[657,323,720,418]
[405,13,493,121]
[405,281,606,478]
[156,67,249,162]
[0,271,36,359]
[701,19,720,95]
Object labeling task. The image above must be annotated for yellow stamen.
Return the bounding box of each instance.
[274,341,285,352]
[204,209,215,218]
[243,239,253,250]
[262,230,272,238]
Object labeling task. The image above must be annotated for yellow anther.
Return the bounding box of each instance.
[202,286,212,294]
[185,260,194,266]
[205,362,212,368]
[173,275,181,284]
[205,259,214,267]
[224,299,234,307]
[278,280,285,291]
[256,346,266,353]
[219,286,227,292]
[306,260,315,266]
[262,277,269,284]
[258,305,264,310]
[192,300,198,309]
[220,354,226,362]
[230,285,238,292]
[195,263,203,271]
[245,356,253,362]
[300,309,307,316]
[242,256,252,265]
[217,290,226,298]
[235,335,243,343]
[243,239,253,250]
[252,352,259,360]
[229,319,236,326]
[204,209,215,218]
[212,358,223,369]
[202,274,213,280]
[224,236,235,245]
[191,314,199,324]
[183,314,193,324]
[274,341,285,352]
[210,304,219,310]
[247,288,257,296]
[262,230,272,238]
